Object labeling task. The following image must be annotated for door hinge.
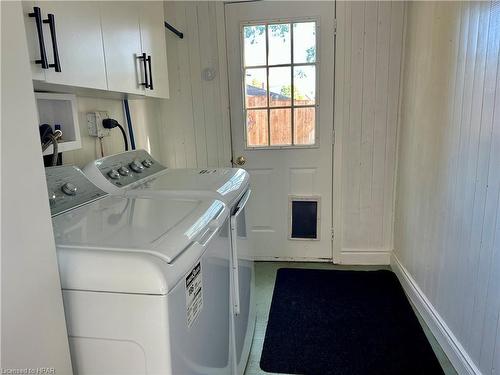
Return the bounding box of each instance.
[333,18,337,36]
[331,228,335,240]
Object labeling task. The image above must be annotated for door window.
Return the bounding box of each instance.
[242,21,318,148]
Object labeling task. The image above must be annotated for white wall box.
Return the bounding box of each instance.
[35,92,82,155]
[23,1,169,98]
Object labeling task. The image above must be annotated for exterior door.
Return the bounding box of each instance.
[225,1,335,261]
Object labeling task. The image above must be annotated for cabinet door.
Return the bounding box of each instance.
[139,2,170,98]
[41,1,107,89]
[100,2,145,95]
[22,1,46,81]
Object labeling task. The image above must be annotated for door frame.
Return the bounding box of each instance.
[221,0,341,263]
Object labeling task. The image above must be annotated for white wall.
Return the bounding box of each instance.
[394,2,500,374]
[159,1,231,168]
[62,96,163,168]
[334,1,405,264]
[1,2,73,372]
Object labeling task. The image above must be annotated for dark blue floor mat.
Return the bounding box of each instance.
[260,268,444,375]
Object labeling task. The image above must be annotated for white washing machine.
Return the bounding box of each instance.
[46,166,233,375]
[83,150,256,375]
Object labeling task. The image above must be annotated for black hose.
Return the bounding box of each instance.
[116,123,129,151]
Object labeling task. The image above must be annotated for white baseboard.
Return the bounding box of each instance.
[253,256,332,262]
[391,254,481,375]
[340,250,391,265]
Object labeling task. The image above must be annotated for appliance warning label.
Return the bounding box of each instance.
[185,261,203,328]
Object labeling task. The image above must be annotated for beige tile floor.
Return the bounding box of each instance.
[243,262,457,375]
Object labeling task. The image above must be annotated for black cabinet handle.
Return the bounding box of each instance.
[43,14,61,72]
[137,53,149,88]
[147,55,153,90]
[28,7,49,69]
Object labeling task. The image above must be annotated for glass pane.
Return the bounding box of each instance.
[294,107,315,145]
[294,66,316,105]
[243,25,266,66]
[269,67,291,107]
[246,109,268,147]
[268,23,291,65]
[270,108,292,146]
[245,69,267,108]
[293,22,316,63]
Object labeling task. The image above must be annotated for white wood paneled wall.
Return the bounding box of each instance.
[334,1,405,264]
[394,2,500,374]
[159,1,231,168]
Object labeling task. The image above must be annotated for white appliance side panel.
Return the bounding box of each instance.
[169,218,233,375]
[231,197,256,374]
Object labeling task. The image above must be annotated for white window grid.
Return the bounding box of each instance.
[240,17,320,149]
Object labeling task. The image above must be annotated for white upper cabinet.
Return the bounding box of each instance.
[139,2,170,98]
[22,1,170,98]
[23,1,107,89]
[100,2,145,95]
[22,1,46,81]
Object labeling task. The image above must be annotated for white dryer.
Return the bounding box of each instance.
[46,166,233,375]
[83,150,255,375]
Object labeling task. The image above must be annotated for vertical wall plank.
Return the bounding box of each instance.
[343,1,364,250]
[186,3,208,168]
[372,1,391,248]
[383,1,404,253]
[337,1,405,260]
[215,2,233,167]
[359,1,377,249]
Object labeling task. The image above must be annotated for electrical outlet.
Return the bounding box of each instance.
[87,111,111,138]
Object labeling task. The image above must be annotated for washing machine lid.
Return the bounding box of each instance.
[130,167,249,207]
[53,195,227,294]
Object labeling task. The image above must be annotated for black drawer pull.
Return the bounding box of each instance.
[28,7,49,69]
[43,14,61,72]
[137,53,149,88]
[147,55,153,90]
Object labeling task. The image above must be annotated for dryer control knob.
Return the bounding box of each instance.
[108,169,120,179]
[142,159,152,168]
[118,166,130,176]
[129,160,144,173]
[61,183,77,196]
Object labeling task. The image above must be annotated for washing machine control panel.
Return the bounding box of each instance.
[45,166,108,216]
[92,149,166,189]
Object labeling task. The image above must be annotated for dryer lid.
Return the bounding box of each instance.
[130,167,249,207]
[52,195,228,294]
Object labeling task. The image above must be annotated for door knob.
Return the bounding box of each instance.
[234,156,246,166]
